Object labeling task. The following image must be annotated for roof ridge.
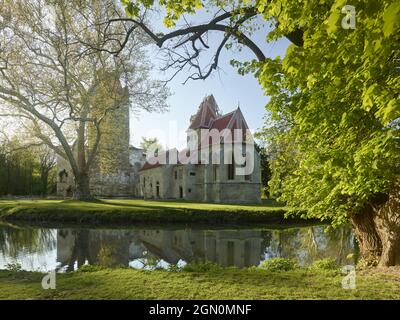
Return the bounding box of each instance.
[214,109,236,120]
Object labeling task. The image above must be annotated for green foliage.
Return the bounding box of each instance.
[167,263,183,272]
[5,262,22,272]
[257,0,400,226]
[0,141,56,197]
[311,258,338,271]
[77,264,107,273]
[255,143,272,197]
[140,137,163,154]
[260,258,298,271]
[122,0,203,27]
[183,261,223,272]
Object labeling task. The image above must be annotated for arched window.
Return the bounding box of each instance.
[59,169,68,183]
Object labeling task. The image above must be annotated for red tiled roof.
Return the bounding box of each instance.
[210,112,234,131]
[140,99,253,171]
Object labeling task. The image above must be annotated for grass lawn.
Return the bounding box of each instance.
[0,266,399,300]
[0,199,304,225]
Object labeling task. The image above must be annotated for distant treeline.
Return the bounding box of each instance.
[0,142,56,197]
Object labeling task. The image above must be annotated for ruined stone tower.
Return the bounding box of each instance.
[88,71,134,197]
[56,71,146,198]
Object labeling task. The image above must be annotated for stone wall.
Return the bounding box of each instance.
[139,144,262,204]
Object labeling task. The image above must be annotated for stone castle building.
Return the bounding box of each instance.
[57,94,261,203]
[139,95,262,203]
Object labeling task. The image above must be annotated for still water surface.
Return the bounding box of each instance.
[0,224,358,272]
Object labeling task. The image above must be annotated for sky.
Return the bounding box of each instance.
[130,13,291,150]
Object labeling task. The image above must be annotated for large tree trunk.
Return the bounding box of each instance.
[372,186,400,267]
[73,119,94,201]
[73,172,93,201]
[350,205,382,262]
[350,185,400,266]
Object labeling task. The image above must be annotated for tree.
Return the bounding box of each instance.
[114,0,399,266]
[140,137,163,154]
[257,0,400,267]
[254,143,272,198]
[36,146,56,197]
[0,0,169,200]
[0,137,56,196]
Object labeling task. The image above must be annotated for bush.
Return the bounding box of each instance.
[167,263,183,272]
[312,258,338,271]
[77,264,106,272]
[5,262,22,272]
[183,261,223,272]
[260,258,298,271]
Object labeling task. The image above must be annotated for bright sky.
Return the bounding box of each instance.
[130,13,291,150]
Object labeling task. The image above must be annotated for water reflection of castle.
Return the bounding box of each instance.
[56,227,356,271]
[57,229,268,271]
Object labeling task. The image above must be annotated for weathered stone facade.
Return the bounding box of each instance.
[57,143,146,198]
[139,95,262,204]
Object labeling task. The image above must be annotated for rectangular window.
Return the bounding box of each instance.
[190,172,196,176]
[243,161,251,181]
[227,154,235,180]
[227,241,235,266]
[213,165,218,181]
[174,171,177,180]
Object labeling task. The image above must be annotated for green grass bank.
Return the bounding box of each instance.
[0,265,399,300]
[0,199,305,225]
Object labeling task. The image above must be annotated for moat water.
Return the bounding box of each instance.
[0,224,358,272]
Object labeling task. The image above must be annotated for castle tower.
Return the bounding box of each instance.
[88,71,133,196]
[187,94,220,149]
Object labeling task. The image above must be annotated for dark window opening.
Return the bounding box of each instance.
[227,154,235,180]
[190,172,196,176]
[213,166,218,181]
[243,161,251,181]
[59,169,68,183]
[188,188,192,193]
[179,186,183,199]
[227,241,235,266]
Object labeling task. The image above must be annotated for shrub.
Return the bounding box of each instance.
[167,263,183,272]
[5,262,22,272]
[312,258,338,271]
[77,264,106,272]
[183,261,223,272]
[260,258,298,271]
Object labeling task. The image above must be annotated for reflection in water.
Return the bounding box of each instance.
[0,225,358,272]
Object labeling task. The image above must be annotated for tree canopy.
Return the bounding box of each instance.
[140,137,163,154]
